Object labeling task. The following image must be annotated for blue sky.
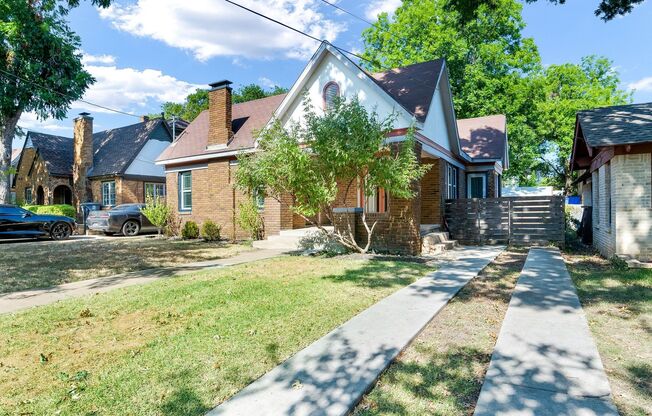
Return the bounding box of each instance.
[14,0,652,149]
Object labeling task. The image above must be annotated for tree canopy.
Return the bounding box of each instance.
[154,83,288,122]
[449,0,646,21]
[235,98,429,253]
[0,0,111,203]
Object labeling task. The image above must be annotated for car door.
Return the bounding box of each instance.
[0,207,34,237]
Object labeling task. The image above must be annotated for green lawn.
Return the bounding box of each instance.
[0,237,251,293]
[0,256,430,416]
[354,249,527,415]
[565,253,652,416]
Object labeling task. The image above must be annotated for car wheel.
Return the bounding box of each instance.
[50,222,72,241]
[122,220,140,237]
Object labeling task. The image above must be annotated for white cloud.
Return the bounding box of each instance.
[98,0,347,61]
[628,77,652,92]
[18,112,71,135]
[364,0,401,20]
[81,53,116,65]
[258,76,277,89]
[73,64,202,114]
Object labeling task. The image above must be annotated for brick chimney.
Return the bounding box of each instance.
[72,112,93,211]
[208,80,233,148]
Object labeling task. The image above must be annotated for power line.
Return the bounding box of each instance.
[0,68,141,119]
[318,0,374,26]
[223,0,371,64]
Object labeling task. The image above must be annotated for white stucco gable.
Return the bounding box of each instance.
[421,70,463,157]
[273,43,418,131]
[125,138,170,178]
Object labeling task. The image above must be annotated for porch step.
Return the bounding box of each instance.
[420,224,441,236]
[422,231,458,256]
[617,255,652,269]
[252,227,333,251]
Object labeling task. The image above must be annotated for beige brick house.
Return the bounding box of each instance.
[157,43,508,253]
[571,102,652,261]
[13,115,175,212]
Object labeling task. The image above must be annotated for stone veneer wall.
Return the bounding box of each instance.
[13,148,72,205]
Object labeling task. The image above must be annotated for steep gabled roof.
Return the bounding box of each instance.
[26,132,74,176]
[370,59,445,123]
[157,93,286,162]
[457,115,507,161]
[577,102,652,147]
[89,119,169,177]
[20,119,170,178]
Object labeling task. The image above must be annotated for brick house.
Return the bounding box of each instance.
[157,43,508,254]
[571,102,652,261]
[13,114,175,212]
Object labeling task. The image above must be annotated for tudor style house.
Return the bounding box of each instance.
[13,115,174,212]
[571,102,652,262]
[157,42,508,253]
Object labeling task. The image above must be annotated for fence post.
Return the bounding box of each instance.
[475,199,481,245]
[508,198,512,245]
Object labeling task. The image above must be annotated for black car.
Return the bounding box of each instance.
[0,204,76,240]
[86,204,156,236]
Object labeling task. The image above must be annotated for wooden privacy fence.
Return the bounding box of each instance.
[444,196,565,246]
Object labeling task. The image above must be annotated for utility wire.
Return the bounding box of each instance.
[0,68,141,118]
[317,0,375,26]
[223,0,371,64]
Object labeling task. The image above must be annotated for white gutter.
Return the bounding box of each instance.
[155,147,256,166]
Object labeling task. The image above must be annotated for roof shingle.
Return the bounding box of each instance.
[578,102,652,147]
[457,114,507,160]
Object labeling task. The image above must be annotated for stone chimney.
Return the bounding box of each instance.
[208,80,233,148]
[72,112,93,211]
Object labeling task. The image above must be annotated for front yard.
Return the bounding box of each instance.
[0,237,251,293]
[565,253,652,416]
[0,256,431,416]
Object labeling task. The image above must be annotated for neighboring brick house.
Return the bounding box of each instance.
[8,148,21,204]
[157,42,508,253]
[571,102,652,261]
[13,115,174,212]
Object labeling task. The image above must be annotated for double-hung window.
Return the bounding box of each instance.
[102,181,116,206]
[24,187,33,204]
[447,165,458,199]
[145,183,166,200]
[179,171,192,211]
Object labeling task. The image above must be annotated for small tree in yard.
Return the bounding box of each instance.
[141,197,170,236]
[235,98,429,253]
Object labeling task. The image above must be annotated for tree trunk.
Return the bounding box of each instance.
[0,111,22,204]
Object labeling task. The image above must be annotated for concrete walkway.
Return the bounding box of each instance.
[209,245,504,416]
[474,248,618,416]
[0,249,284,314]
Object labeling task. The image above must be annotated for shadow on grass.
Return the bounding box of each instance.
[159,387,210,416]
[319,259,430,289]
[569,257,652,317]
[626,363,652,401]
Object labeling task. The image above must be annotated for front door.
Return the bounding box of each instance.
[468,174,486,198]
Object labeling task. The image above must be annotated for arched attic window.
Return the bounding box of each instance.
[323,81,340,110]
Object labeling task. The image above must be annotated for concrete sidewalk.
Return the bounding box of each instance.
[209,245,504,416]
[474,248,618,416]
[0,249,283,314]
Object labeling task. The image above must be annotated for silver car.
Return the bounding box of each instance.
[86,204,157,236]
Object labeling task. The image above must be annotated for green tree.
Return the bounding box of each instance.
[0,0,112,204]
[154,84,288,122]
[361,0,544,186]
[450,0,645,21]
[535,56,631,193]
[235,98,429,253]
[140,196,171,236]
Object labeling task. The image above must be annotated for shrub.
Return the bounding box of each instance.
[24,204,76,219]
[237,198,264,240]
[181,221,199,239]
[201,220,221,241]
[140,197,171,236]
[165,210,182,237]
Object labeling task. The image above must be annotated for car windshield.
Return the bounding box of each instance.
[112,204,144,211]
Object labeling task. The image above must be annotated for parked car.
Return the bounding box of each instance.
[86,204,156,236]
[0,204,76,240]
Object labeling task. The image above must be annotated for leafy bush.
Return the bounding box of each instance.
[298,230,348,256]
[140,197,171,236]
[181,221,199,239]
[165,210,182,237]
[237,198,264,240]
[24,204,76,219]
[201,220,221,241]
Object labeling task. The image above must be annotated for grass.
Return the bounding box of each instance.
[564,252,652,416]
[353,249,527,415]
[0,237,251,293]
[0,256,431,416]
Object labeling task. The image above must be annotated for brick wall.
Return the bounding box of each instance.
[420,158,442,225]
[14,148,72,205]
[612,153,652,261]
[592,164,616,258]
[208,86,232,147]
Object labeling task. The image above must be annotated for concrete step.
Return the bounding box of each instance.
[421,230,457,256]
[420,224,441,235]
[278,226,333,237]
[422,231,451,244]
[252,235,303,251]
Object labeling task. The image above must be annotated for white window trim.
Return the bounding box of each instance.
[145,182,166,200]
[179,171,192,211]
[102,181,116,207]
[447,165,458,199]
[467,173,487,198]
